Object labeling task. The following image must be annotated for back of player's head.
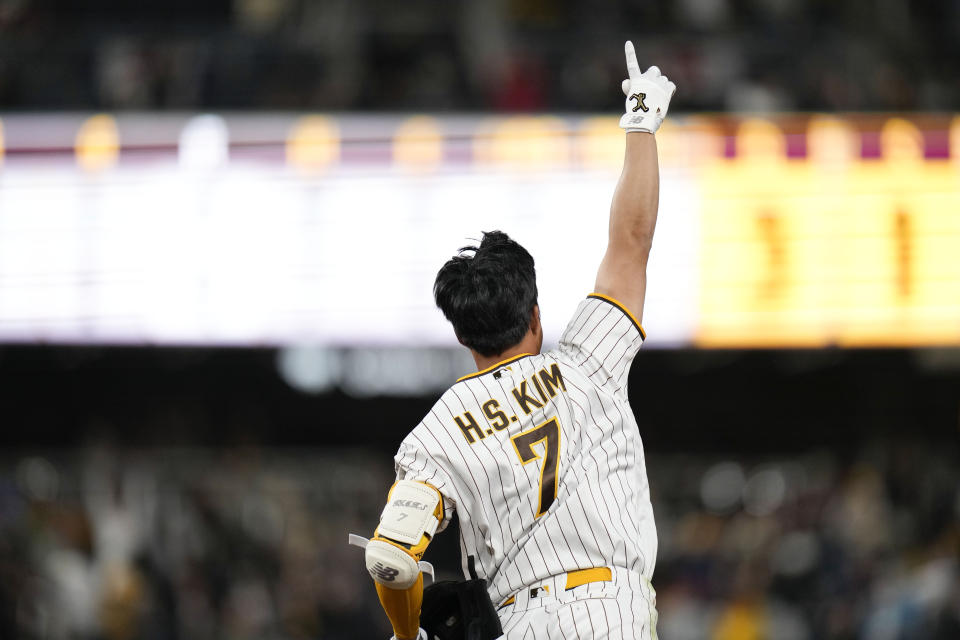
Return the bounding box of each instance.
[434,231,538,357]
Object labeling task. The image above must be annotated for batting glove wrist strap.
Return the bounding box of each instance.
[619,40,676,134]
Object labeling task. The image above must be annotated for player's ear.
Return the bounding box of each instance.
[530,305,541,334]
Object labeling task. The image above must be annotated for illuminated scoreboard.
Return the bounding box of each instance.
[0,112,957,348]
[698,117,960,347]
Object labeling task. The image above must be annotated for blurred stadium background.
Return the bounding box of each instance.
[1,1,959,639]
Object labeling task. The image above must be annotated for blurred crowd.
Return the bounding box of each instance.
[652,441,960,640]
[0,0,957,112]
[0,438,956,640]
[0,447,397,640]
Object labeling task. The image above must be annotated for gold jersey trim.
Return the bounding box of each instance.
[587,293,647,340]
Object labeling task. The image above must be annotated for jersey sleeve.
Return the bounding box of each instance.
[559,293,646,397]
[395,436,456,534]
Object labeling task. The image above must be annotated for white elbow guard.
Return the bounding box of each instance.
[364,480,442,589]
[365,539,421,588]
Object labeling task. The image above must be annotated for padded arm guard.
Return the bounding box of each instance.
[365,480,443,590]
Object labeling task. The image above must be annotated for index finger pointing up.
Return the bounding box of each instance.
[624,40,641,79]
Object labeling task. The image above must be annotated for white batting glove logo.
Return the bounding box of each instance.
[618,40,676,134]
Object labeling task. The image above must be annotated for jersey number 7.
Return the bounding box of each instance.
[510,418,561,518]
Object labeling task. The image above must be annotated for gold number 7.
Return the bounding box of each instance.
[510,418,561,518]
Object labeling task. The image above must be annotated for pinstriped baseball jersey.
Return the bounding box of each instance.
[394,293,658,612]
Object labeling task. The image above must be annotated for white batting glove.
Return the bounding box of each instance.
[390,630,427,640]
[618,40,676,134]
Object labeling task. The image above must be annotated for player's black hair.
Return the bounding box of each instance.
[433,231,538,358]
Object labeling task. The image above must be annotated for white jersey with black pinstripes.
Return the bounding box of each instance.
[394,293,657,615]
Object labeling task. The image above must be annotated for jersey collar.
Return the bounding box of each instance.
[456,353,534,383]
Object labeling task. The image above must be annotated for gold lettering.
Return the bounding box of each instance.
[539,364,566,397]
[512,381,543,414]
[454,412,485,444]
[482,399,510,431]
[530,375,548,403]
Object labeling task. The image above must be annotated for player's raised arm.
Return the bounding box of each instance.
[593,41,676,323]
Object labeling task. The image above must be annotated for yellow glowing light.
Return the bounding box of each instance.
[698,174,829,347]
[286,115,339,173]
[844,115,960,345]
[651,119,683,168]
[393,116,443,171]
[675,116,725,169]
[473,116,571,169]
[697,114,960,348]
[735,118,786,164]
[880,118,924,164]
[807,115,858,167]
[578,116,623,169]
[699,120,819,347]
[950,116,960,166]
[75,114,120,172]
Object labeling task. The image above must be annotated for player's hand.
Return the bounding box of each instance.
[390,629,428,640]
[618,40,676,134]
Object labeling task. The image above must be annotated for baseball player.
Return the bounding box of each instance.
[355,42,675,639]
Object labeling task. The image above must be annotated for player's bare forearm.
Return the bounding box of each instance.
[594,132,660,320]
[613,132,660,248]
[593,41,675,324]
